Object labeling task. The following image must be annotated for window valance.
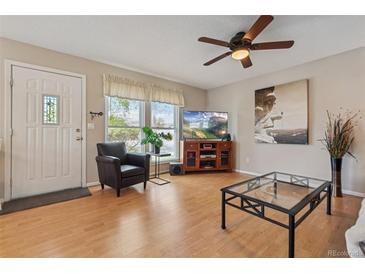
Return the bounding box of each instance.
[103,74,148,101]
[148,84,184,107]
[103,74,185,107]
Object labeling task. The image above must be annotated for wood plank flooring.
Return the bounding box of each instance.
[0,172,362,257]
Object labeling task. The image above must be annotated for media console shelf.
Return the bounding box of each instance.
[180,140,233,172]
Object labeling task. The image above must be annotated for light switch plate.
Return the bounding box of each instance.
[88,123,95,130]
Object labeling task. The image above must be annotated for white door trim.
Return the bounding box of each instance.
[3,60,87,201]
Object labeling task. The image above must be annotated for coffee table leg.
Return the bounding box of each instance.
[327,184,332,215]
[221,191,226,229]
[288,214,295,258]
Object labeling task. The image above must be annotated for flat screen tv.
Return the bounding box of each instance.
[183,111,228,139]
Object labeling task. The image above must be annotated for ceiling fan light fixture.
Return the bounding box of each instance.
[231,48,250,60]
[198,16,294,69]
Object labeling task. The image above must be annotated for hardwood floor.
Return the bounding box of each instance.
[0,172,362,258]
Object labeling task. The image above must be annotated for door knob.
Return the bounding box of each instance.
[76,137,83,141]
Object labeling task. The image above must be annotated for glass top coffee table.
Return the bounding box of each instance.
[221,172,332,258]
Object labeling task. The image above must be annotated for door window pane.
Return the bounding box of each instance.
[43,95,59,124]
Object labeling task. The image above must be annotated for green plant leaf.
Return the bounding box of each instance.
[141,126,173,147]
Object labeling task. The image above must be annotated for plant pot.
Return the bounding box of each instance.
[331,157,343,197]
[154,145,160,154]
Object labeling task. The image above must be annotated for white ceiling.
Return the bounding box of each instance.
[1,15,365,90]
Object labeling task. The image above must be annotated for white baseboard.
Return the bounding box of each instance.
[233,169,261,176]
[342,189,365,198]
[233,169,365,198]
[87,181,100,187]
[0,198,4,211]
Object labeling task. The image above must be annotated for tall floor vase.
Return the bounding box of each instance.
[331,157,343,197]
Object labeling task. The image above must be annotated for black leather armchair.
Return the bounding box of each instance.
[96,142,150,197]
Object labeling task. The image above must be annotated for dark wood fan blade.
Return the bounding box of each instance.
[251,40,294,50]
[241,56,252,68]
[198,37,230,47]
[243,15,274,42]
[203,51,232,66]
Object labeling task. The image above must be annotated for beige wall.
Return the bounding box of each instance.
[2,36,364,198]
[0,38,207,199]
[207,47,365,195]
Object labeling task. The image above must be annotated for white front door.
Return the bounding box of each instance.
[11,66,83,199]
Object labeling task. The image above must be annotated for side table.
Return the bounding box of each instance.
[147,153,171,185]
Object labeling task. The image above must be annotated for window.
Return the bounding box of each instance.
[105,97,179,159]
[106,97,143,152]
[43,95,59,124]
[151,102,178,159]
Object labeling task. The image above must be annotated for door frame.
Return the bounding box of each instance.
[3,60,87,201]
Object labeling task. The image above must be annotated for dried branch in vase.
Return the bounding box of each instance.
[320,109,361,159]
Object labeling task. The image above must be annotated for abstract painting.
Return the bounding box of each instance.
[255,79,308,144]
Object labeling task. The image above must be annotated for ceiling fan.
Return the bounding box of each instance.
[198,15,294,69]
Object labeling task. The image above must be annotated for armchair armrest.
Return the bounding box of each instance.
[96,155,120,165]
[95,156,121,188]
[127,153,150,180]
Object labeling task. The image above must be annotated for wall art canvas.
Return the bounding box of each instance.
[255,79,308,144]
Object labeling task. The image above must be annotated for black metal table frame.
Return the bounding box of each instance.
[220,171,332,258]
[148,153,171,185]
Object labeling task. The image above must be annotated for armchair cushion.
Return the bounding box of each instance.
[97,142,127,164]
[121,165,145,178]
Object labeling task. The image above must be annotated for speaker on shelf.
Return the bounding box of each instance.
[169,162,185,176]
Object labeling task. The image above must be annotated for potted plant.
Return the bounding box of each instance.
[141,126,173,154]
[320,110,360,197]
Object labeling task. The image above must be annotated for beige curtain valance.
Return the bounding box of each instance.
[103,74,148,101]
[103,74,185,107]
[148,84,185,107]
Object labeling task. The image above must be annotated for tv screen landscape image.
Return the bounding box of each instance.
[183,111,228,139]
